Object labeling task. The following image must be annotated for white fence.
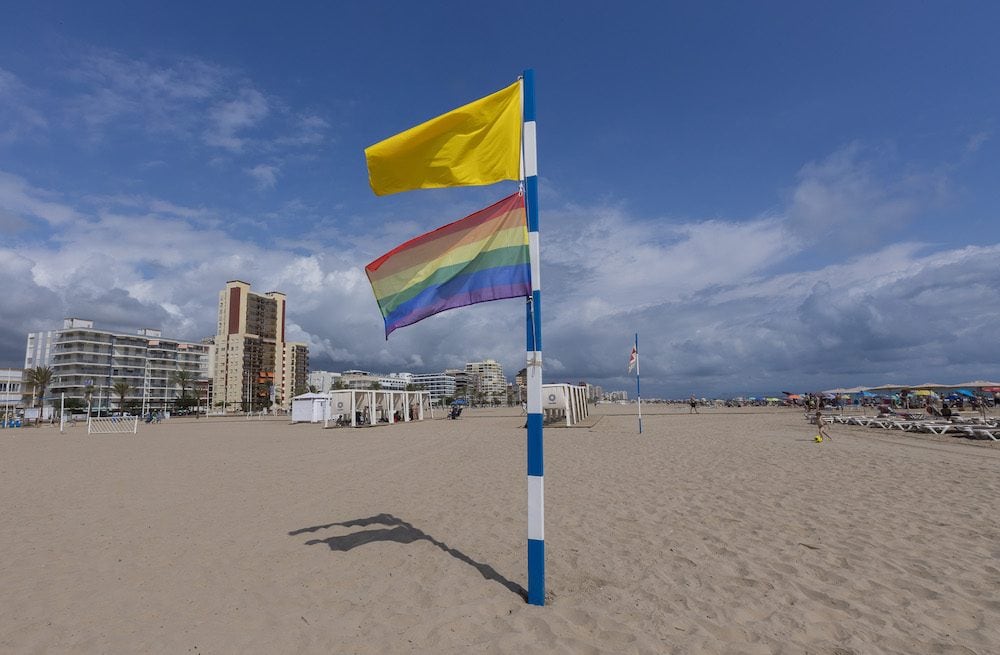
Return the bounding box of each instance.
[87,416,138,435]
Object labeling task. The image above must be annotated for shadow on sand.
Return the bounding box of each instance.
[289,513,526,600]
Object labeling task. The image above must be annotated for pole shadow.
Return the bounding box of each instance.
[289,513,526,600]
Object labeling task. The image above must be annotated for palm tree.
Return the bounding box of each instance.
[170,368,194,403]
[25,366,53,426]
[112,380,132,413]
[83,383,95,414]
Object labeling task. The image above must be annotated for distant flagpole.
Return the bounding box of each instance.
[634,333,643,434]
[521,69,545,607]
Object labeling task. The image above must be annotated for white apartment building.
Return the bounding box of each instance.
[307,370,342,392]
[465,359,506,402]
[1,368,23,410]
[24,318,211,411]
[410,373,457,401]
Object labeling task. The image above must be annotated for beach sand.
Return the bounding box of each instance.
[1,406,998,654]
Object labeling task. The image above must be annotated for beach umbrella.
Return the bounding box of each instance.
[912,389,937,397]
[955,389,975,398]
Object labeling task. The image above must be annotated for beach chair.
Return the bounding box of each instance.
[915,422,960,435]
[956,426,1000,441]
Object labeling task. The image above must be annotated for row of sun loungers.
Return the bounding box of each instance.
[822,414,1000,441]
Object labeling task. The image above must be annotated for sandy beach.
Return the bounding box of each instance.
[1,405,998,654]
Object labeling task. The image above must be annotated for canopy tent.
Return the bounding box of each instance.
[954,380,1000,389]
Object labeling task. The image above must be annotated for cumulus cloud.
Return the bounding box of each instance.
[0,135,996,398]
[785,143,948,245]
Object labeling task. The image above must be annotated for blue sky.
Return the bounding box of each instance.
[2,1,998,398]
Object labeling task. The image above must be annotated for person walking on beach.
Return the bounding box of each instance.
[689,395,699,413]
[815,408,831,442]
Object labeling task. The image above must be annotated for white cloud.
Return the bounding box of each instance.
[785,143,948,244]
[205,88,270,151]
[1,139,996,398]
[0,67,48,142]
[246,164,280,190]
[0,171,80,225]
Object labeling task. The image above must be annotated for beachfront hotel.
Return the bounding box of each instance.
[214,280,307,412]
[465,359,506,403]
[1,367,24,411]
[410,372,457,401]
[23,318,211,412]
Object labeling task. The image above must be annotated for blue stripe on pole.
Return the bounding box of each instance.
[527,413,543,476]
[526,300,535,351]
[525,176,539,232]
[523,70,536,121]
[527,538,545,605]
[531,290,542,349]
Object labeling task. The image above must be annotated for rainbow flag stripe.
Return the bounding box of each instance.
[366,193,531,337]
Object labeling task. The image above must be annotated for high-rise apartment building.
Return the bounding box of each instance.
[464,359,506,402]
[214,280,306,412]
[23,318,210,411]
[283,342,309,400]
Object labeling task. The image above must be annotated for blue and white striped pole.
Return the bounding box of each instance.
[635,333,643,434]
[522,69,545,606]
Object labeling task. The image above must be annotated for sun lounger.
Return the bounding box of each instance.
[956,426,1000,441]
[915,423,960,435]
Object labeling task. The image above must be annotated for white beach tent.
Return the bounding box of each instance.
[291,392,329,423]
[541,384,589,427]
[322,390,431,427]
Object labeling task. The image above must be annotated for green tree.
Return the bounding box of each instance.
[24,366,54,425]
[369,381,382,390]
[170,368,195,402]
[112,380,132,413]
[332,378,346,390]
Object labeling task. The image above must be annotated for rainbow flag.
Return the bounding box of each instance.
[365,193,531,338]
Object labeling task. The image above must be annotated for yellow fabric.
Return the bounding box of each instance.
[365,81,521,196]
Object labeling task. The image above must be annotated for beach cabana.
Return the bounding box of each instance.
[541,384,589,427]
[291,393,329,423]
[323,390,430,427]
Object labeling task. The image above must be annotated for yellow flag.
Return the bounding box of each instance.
[365,81,521,196]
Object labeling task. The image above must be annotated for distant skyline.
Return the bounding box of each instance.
[2,2,998,397]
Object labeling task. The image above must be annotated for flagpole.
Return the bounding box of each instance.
[635,333,643,434]
[522,68,545,606]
